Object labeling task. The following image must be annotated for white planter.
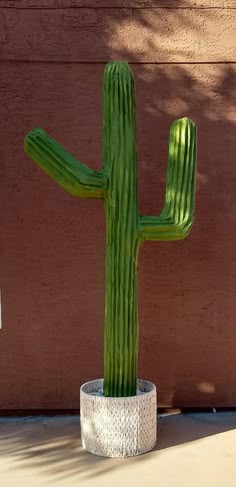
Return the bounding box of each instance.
[80,378,157,457]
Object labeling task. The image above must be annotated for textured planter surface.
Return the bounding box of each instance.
[80,379,157,457]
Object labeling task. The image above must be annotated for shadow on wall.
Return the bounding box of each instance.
[98,4,236,407]
[0,413,236,480]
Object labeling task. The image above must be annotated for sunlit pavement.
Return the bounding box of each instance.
[0,412,236,486]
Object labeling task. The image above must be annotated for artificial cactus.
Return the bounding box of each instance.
[24,61,196,398]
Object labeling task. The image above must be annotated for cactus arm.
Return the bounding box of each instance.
[139,117,196,242]
[24,128,107,198]
[139,215,192,241]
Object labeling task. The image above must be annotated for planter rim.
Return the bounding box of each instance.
[80,378,156,398]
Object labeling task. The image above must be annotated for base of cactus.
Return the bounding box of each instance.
[80,378,157,457]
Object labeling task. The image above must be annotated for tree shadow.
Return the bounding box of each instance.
[0,417,112,481]
[0,413,235,480]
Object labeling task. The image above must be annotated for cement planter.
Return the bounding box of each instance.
[80,379,157,457]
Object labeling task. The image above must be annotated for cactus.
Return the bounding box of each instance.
[24,61,196,398]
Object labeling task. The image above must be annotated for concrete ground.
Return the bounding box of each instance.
[0,412,236,487]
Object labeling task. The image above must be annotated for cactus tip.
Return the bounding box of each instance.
[24,128,45,153]
[104,61,133,83]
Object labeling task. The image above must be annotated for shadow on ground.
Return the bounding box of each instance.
[0,413,235,480]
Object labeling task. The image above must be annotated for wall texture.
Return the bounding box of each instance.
[0,0,236,409]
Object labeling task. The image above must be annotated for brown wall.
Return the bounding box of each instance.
[0,1,236,409]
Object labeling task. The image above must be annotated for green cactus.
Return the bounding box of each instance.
[24,61,196,398]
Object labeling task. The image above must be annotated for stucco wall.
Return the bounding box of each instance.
[0,1,236,409]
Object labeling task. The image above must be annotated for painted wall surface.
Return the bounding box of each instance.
[0,1,236,408]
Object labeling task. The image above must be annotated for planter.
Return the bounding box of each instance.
[80,379,157,457]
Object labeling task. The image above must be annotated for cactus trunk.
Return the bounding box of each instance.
[104,233,139,397]
[103,62,139,396]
